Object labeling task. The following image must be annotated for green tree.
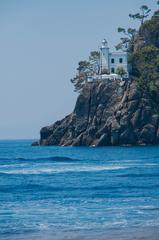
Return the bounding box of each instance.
[101,67,109,74]
[70,61,90,92]
[89,51,100,75]
[131,45,159,92]
[115,27,136,51]
[129,5,151,25]
[116,66,126,78]
[71,51,100,92]
[89,51,100,63]
[116,5,151,51]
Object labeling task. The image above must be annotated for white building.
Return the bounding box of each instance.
[100,39,129,78]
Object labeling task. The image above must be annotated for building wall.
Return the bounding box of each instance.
[109,52,128,76]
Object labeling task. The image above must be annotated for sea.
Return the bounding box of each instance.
[0,140,159,240]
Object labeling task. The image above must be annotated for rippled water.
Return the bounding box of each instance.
[0,140,159,240]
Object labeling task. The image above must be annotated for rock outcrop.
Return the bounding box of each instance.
[34,79,159,146]
[32,9,159,147]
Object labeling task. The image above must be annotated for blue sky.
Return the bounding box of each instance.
[0,0,157,139]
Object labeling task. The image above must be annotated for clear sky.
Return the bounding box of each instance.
[0,0,157,139]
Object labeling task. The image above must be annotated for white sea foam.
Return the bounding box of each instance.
[0,165,128,175]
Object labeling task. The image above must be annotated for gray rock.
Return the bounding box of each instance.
[35,80,159,146]
[31,141,39,146]
[139,124,156,145]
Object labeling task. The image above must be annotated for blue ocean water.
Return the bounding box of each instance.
[0,140,159,240]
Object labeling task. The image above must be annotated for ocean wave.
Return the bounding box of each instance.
[0,156,80,164]
[0,165,127,175]
[140,155,159,160]
[140,206,159,211]
[117,173,159,178]
[1,183,154,193]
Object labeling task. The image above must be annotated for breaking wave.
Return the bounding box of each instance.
[0,165,128,175]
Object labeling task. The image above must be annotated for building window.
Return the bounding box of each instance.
[119,58,123,63]
[111,68,115,73]
[111,58,115,63]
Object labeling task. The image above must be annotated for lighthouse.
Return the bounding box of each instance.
[99,39,129,77]
[100,39,109,74]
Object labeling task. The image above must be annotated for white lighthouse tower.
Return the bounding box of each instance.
[100,39,109,74]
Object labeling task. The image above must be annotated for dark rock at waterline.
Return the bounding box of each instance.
[32,141,39,146]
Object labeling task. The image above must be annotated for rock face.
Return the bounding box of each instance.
[36,79,159,146]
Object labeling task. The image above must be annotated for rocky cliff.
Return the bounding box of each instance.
[35,79,159,146]
[33,10,159,147]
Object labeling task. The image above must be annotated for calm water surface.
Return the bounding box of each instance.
[0,140,159,240]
